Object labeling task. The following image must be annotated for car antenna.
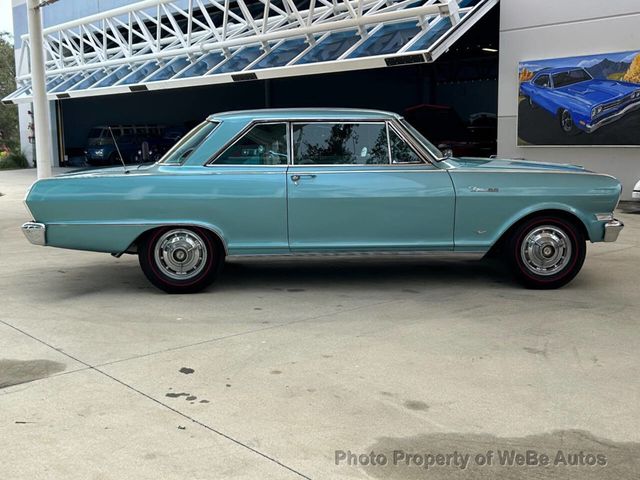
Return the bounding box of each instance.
[107,126,129,174]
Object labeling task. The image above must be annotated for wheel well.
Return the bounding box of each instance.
[487,209,588,257]
[123,225,227,256]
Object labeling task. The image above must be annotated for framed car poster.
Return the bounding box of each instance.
[517,50,640,146]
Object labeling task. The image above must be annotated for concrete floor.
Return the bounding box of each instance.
[1,168,639,479]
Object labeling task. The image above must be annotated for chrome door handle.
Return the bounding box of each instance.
[290,174,316,182]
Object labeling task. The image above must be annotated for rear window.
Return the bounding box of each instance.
[159,121,218,165]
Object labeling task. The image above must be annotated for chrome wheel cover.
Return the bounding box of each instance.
[153,229,208,280]
[520,225,572,276]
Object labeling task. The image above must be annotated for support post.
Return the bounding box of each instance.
[27,0,53,178]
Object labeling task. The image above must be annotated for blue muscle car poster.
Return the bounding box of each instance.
[518,50,640,146]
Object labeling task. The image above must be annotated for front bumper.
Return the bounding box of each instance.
[585,101,640,133]
[603,219,624,242]
[22,222,46,246]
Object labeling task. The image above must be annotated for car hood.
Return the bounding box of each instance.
[556,80,636,105]
[445,157,589,173]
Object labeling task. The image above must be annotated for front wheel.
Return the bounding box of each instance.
[506,217,586,289]
[138,227,223,293]
[559,109,580,135]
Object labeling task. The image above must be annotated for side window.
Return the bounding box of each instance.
[215,123,288,165]
[389,127,424,164]
[293,123,389,165]
[534,75,550,88]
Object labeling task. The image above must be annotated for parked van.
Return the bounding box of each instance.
[84,125,163,165]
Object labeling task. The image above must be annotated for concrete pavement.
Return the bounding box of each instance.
[1,167,639,479]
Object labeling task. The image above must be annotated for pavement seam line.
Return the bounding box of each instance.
[91,298,401,370]
[0,319,312,480]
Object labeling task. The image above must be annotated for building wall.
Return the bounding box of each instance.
[498,0,640,200]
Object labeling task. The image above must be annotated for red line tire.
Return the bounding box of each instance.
[138,226,223,294]
[507,216,586,289]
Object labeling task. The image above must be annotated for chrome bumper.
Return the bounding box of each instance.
[21,222,46,246]
[603,219,624,242]
[586,101,640,133]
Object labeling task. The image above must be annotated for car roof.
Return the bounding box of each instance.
[208,108,402,122]
[534,67,586,76]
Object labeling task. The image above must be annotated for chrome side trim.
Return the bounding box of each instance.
[603,219,624,242]
[227,251,486,260]
[280,169,446,174]
[595,213,614,221]
[449,169,616,177]
[21,222,46,246]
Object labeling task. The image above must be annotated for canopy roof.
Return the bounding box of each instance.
[3,0,497,105]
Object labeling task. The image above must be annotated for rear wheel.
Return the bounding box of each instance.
[138,227,223,293]
[506,216,586,289]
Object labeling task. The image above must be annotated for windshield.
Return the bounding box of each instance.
[552,69,592,88]
[400,119,444,160]
[159,121,218,165]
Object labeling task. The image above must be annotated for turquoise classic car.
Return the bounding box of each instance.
[22,108,623,293]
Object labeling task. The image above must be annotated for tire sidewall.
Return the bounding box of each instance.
[139,227,221,293]
[509,217,586,289]
[559,109,580,136]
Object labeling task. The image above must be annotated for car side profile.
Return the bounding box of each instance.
[520,67,640,134]
[23,108,623,293]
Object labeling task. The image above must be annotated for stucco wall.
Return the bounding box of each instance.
[497,0,640,200]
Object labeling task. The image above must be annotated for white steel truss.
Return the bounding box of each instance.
[4,0,498,104]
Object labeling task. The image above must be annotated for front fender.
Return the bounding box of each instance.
[450,171,622,250]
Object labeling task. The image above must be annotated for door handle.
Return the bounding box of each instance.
[291,174,316,182]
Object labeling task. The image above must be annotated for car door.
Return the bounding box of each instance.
[205,122,289,254]
[286,120,455,251]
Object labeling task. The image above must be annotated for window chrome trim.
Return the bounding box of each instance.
[205,120,290,166]
[204,116,441,169]
[387,121,432,166]
[390,119,439,165]
[385,122,393,164]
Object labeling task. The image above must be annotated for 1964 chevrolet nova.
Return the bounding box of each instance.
[22,109,623,293]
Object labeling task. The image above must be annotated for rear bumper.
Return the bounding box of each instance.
[22,222,46,246]
[603,219,624,242]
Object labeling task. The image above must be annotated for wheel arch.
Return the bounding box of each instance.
[119,223,228,257]
[487,208,589,257]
